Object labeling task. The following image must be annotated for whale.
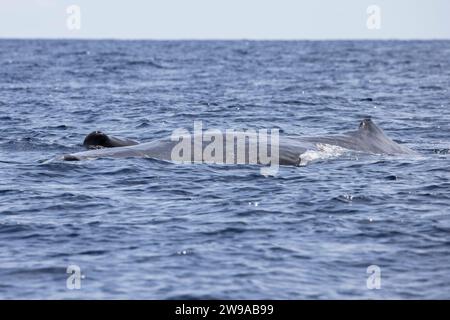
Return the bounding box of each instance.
[83,131,139,149]
[62,118,416,166]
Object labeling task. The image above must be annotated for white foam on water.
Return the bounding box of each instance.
[299,143,348,166]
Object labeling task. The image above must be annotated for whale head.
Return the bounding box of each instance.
[83,131,110,149]
[82,131,139,149]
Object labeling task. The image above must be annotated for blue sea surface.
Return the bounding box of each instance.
[0,40,449,299]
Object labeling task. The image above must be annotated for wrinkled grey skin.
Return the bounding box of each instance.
[62,119,416,165]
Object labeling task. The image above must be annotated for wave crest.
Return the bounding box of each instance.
[299,143,348,166]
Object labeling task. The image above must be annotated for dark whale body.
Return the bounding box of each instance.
[83,131,139,149]
[62,119,416,165]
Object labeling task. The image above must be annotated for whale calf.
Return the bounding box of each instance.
[62,118,416,166]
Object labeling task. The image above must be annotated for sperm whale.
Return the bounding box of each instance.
[62,118,416,166]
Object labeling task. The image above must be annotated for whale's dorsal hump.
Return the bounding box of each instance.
[357,118,386,137]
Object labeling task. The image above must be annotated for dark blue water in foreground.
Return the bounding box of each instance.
[0,40,449,299]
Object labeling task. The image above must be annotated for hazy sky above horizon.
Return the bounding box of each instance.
[0,0,449,39]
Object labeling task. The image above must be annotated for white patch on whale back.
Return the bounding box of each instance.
[299,143,348,166]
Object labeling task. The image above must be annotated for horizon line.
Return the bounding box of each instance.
[1,37,450,42]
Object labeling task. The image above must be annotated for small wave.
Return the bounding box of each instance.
[271,99,317,106]
[0,136,75,152]
[126,60,166,69]
[136,121,151,128]
[233,48,250,55]
[299,143,348,166]
[433,148,449,154]
[78,250,109,256]
[0,266,66,277]
[0,222,35,233]
[419,85,444,91]
[334,194,373,204]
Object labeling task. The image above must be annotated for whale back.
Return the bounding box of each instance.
[62,118,416,162]
[306,118,416,155]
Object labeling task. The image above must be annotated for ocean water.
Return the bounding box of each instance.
[0,40,449,299]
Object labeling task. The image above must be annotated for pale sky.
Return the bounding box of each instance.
[0,0,449,39]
